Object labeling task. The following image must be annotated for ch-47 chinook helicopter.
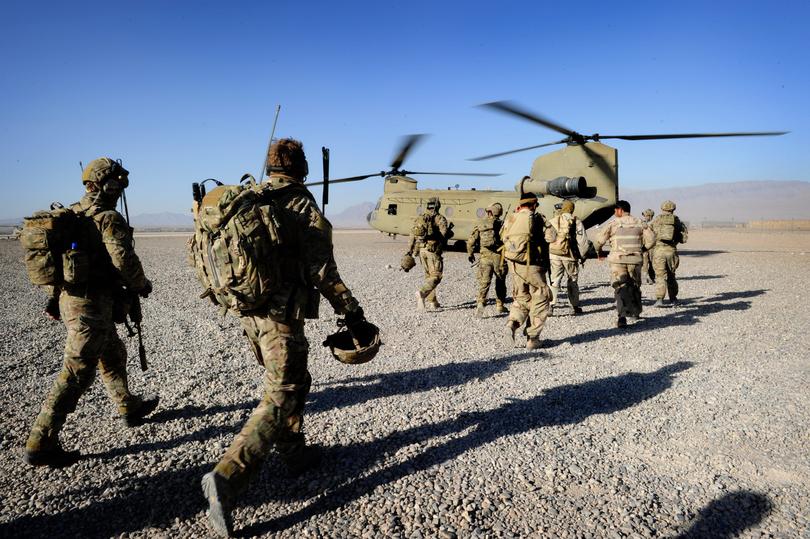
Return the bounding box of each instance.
[310,101,786,243]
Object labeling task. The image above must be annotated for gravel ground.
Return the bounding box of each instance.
[0,229,808,538]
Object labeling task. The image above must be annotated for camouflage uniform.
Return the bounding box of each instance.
[502,205,555,345]
[548,202,588,312]
[467,206,507,314]
[26,163,153,458]
[594,209,655,323]
[407,205,450,309]
[210,171,361,499]
[651,201,688,304]
[641,209,656,284]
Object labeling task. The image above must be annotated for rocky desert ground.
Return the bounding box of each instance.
[0,229,808,538]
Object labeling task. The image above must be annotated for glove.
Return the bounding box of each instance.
[344,306,365,328]
[139,279,153,298]
[468,254,475,264]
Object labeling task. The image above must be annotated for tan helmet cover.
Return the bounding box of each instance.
[323,321,381,365]
[82,157,129,186]
[642,208,655,218]
[661,200,676,212]
[561,200,575,214]
[487,203,503,217]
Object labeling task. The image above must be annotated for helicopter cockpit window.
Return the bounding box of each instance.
[445,207,454,217]
[387,203,397,215]
[476,208,485,218]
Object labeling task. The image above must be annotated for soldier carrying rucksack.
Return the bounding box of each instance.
[548,200,590,315]
[500,190,556,350]
[193,138,378,537]
[467,203,508,317]
[651,200,688,306]
[21,157,157,468]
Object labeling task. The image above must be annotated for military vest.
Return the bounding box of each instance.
[612,221,644,255]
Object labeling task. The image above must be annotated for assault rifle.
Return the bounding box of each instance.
[116,159,148,372]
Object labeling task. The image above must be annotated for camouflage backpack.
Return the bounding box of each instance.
[478,219,499,250]
[501,210,533,263]
[188,177,284,314]
[411,212,435,239]
[20,204,96,287]
[548,214,574,256]
[656,214,677,243]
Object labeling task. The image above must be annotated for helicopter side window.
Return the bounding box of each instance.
[445,207,454,217]
[476,208,485,218]
[416,205,424,215]
[387,203,397,215]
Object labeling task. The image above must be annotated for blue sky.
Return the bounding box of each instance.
[1,0,807,218]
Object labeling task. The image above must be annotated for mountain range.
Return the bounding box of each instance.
[2,181,808,229]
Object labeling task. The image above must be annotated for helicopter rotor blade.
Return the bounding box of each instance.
[390,134,427,170]
[579,143,616,184]
[402,171,502,177]
[307,172,383,186]
[468,140,568,161]
[597,131,788,141]
[479,101,580,138]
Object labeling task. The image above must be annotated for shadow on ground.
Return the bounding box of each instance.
[675,490,773,539]
[1,362,692,538]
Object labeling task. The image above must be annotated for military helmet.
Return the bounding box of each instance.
[661,200,676,212]
[426,197,441,211]
[400,252,416,272]
[561,200,575,214]
[82,157,129,186]
[266,138,309,180]
[487,203,503,217]
[323,321,381,365]
[642,208,655,219]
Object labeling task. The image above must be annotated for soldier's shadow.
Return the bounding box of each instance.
[674,490,773,539]
[550,289,767,347]
[1,362,692,538]
[241,361,694,535]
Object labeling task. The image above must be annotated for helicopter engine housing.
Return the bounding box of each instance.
[518,176,588,198]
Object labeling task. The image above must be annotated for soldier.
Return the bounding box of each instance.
[200,139,371,536]
[467,203,508,317]
[501,192,556,350]
[405,197,450,311]
[651,200,688,306]
[641,208,656,284]
[548,200,588,315]
[594,200,655,328]
[24,158,157,467]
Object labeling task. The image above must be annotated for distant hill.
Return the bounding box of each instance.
[623,181,810,224]
[131,212,193,230]
[328,202,374,229]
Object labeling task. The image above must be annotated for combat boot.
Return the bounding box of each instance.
[653,299,664,308]
[616,316,627,328]
[24,442,80,468]
[475,303,485,318]
[428,300,442,311]
[504,321,519,347]
[201,471,234,537]
[495,300,508,314]
[123,396,160,427]
[415,291,426,311]
[572,306,584,315]
[526,337,543,351]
